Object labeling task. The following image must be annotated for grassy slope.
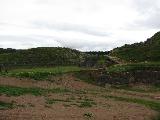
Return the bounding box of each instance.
[110,31,160,62]
[0,47,84,67]
[107,62,160,73]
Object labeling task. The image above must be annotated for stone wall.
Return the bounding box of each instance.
[107,71,160,85]
[77,70,160,86]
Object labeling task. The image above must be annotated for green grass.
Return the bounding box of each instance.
[1,66,84,80]
[0,85,70,96]
[46,98,71,104]
[0,101,14,110]
[79,101,94,108]
[111,85,160,93]
[104,95,160,120]
[107,62,160,73]
[9,66,83,73]
[78,98,96,108]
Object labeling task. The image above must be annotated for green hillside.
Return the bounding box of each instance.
[0,47,84,68]
[110,32,160,62]
[0,47,116,69]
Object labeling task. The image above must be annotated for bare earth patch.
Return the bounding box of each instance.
[0,74,98,90]
[0,76,158,120]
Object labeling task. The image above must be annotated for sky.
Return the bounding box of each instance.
[0,0,160,51]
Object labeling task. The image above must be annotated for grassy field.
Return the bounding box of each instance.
[0,66,85,80]
[107,62,160,73]
[0,85,70,96]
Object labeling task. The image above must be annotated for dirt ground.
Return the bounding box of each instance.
[0,75,159,120]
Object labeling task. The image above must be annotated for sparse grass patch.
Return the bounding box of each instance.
[78,98,96,108]
[111,84,160,93]
[104,95,160,120]
[74,90,87,94]
[0,101,14,110]
[45,98,71,104]
[104,95,160,111]
[0,85,70,96]
[79,101,93,108]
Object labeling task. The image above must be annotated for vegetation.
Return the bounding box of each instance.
[0,85,70,96]
[0,101,14,110]
[104,95,160,120]
[0,47,113,71]
[105,95,160,111]
[0,47,84,68]
[110,31,160,62]
[107,62,160,73]
[46,98,71,104]
[83,112,94,119]
[2,66,84,80]
[110,84,160,93]
[82,54,115,67]
[78,98,96,108]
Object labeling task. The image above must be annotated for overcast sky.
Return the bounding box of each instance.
[0,0,160,51]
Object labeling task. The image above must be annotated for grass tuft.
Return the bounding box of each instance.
[0,85,70,96]
[0,101,14,110]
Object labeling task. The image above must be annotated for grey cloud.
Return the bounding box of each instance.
[138,14,160,29]
[131,0,160,13]
[32,21,110,37]
[0,35,115,51]
[124,0,160,30]
[0,35,62,49]
[132,8,160,29]
[50,37,116,51]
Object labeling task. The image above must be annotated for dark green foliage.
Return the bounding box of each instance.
[0,85,70,96]
[0,47,84,68]
[0,101,14,110]
[110,31,160,62]
[0,47,115,69]
[0,48,16,54]
[83,112,94,119]
[85,51,109,56]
